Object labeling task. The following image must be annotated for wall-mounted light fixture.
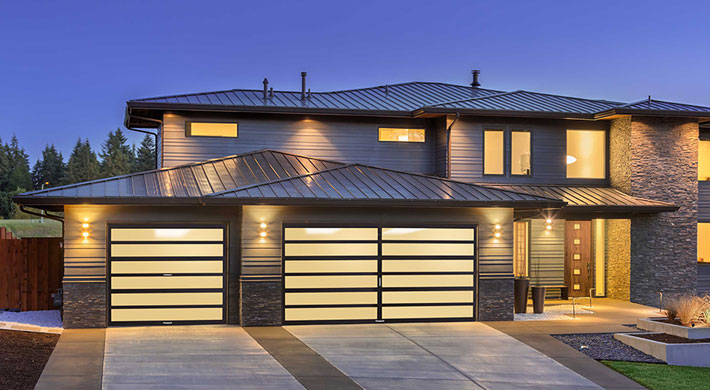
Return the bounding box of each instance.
[545,218,553,231]
[258,220,269,242]
[80,219,90,241]
[494,224,502,238]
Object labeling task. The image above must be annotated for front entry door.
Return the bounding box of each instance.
[564,220,592,298]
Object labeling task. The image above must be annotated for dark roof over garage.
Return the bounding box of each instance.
[126,81,710,126]
[13,150,561,208]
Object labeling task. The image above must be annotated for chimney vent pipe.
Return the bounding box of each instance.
[471,70,481,88]
[301,72,307,100]
[263,78,269,101]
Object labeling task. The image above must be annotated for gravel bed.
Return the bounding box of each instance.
[553,333,664,363]
[0,329,59,390]
[0,310,62,328]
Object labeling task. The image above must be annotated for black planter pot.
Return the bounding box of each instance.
[514,278,530,314]
[531,286,546,314]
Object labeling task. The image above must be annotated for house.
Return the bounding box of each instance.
[14,71,710,328]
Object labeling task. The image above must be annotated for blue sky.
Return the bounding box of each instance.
[1,0,709,162]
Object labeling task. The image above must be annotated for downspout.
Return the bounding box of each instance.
[446,112,460,179]
[19,205,64,228]
[126,115,162,169]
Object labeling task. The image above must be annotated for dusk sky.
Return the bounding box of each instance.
[2,0,709,162]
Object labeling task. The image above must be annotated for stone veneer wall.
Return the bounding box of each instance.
[605,219,630,300]
[240,280,282,326]
[477,279,514,321]
[62,282,107,328]
[610,117,698,306]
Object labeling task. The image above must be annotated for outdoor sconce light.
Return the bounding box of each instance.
[494,224,502,238]
[80,220,90,241]
[545,218,553,231]
[258,220,269,241]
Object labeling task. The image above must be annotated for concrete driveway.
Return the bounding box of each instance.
[285,322,601,390]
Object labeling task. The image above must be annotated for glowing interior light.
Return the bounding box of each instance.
[566,155,577,164]
[154,229,190,238]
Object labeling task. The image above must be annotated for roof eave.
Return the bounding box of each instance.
[561,204,679,213]
[595,108,710,120]
[415,107,596,120]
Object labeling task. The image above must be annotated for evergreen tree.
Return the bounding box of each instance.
[64,138,100,184]
[0,136,32,218]
[134,134,156,172]
[31,145,65,189]
[100,128,134,177]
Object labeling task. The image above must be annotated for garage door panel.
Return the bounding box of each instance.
[111,292,223,306]
[382,228,474,241]
[284,243,377,257]
[382,275,473,288]
[111,243,223,258]
[383,305,474,319]
[284,228,378,241]
[285,260,377,273]
[285,275,377,289]
[111,276,223,290]
[382,243,474,256]
[285,307,377,321]
[382,291,473,304]
[111,260,223,274]
[285,292,377,305]
[382,259,474,272]
[111,307,223,322]
[111,228,223,242]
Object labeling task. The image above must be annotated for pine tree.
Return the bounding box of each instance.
[0,136,32,218]
[100,129,134,177]
[31,145,65,190]
[64,138,100,184]
[134,134,156,172]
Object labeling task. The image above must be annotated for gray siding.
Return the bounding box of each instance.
[433,117,448,177]
[156,124,163,168]
[529,218,565,287]
[699,264,710,296]
[162,113,434,174]
[700,181,710,222]
[450,117,609,185]
[241,205,513,281]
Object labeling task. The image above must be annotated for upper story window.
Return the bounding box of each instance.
[566,130,605,179]
[511,130,531,176]
[483,129,504,175]
[699,223,710,263]
[378,128,425,143]
[186,122,238,138]
[699,139,710,181]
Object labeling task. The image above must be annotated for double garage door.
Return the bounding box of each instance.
[108,225,226,326]
[284,226,476,324]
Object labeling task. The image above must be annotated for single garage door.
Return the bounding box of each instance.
[108,225,226,326]
[283,226,475,324]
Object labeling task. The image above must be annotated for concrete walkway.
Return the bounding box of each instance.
[286,322,602,390]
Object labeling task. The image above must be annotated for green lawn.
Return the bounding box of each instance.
[602,360,710,390]
[0,219,62,238]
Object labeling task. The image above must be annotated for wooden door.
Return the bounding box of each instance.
[564,220,592,298]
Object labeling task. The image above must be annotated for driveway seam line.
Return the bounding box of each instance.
[384,324,489,390]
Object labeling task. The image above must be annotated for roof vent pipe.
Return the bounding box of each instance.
[471,70,481,88]
[301,72,307,100]
[263,78,269,101]
[269,87,274,98]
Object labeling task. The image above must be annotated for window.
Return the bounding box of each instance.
[484,130,504,175]
[511,130,531,175]
[700,140,710,181]
[513,221,529,277]
[566,130,605,179]
[378,128,425,142]
[699,223,710,263]
[186,122,238,137]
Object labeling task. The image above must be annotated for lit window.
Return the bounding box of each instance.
[378,128,425,143]
[186,122,238,137]
[484,130,504,175]
[513,221,529,277]
[699,140,710,181]
[700,223,710,263]
[566,130,605,179]
[511,131,531,176]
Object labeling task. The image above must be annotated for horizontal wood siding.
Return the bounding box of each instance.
[700,181,710,222]
[529,218,565,287]
[699,264,710,296]
[162,113,434,174]
[450,117,609,185]
[241,205,513,281]
[64,205,240,282]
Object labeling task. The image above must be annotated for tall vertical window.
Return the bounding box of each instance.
[700,223,710,263]
[513,221,529,277]
[699,140,710,181]
[484,130,504,175]
[511,130,531,175]
[566,130,606,179]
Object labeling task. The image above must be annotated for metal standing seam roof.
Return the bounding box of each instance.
[130,82,504,112]
[207,164,563,207]
[613,99,710,113]
[482,184,678,211]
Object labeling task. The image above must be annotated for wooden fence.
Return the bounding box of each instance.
[0,238,63,311]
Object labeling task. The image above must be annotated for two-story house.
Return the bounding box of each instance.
[15,72,710,328]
